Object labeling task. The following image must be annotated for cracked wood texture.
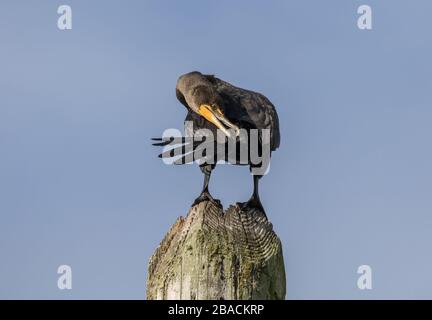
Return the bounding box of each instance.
[146,201,286,300]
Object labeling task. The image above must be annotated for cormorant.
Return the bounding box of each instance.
[153,71,280,213]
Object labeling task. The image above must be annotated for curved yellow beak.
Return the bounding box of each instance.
[198,104,239,138]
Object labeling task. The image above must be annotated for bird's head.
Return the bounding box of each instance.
[176,71,240,137]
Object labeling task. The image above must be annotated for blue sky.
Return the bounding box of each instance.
[1,0,432,299]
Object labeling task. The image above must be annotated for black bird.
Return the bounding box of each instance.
[153,71,280,213]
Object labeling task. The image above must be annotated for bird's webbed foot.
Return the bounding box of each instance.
[237,196,266,215]
[192,190,221,207]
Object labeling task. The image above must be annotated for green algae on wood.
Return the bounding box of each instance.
[146,201,286,300]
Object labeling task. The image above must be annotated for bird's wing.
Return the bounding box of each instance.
[151,111,218,165]
[207,75,280,151]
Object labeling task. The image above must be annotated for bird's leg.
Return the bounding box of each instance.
[239,174,266,214]
[192,164,220,207]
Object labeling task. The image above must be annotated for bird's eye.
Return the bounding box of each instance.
[212,104,224,115]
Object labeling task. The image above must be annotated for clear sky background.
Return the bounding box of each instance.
[1,0,431,299]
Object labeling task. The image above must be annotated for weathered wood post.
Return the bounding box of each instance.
[146,201,286,300]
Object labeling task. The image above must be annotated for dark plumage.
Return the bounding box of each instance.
[153,71,280,213]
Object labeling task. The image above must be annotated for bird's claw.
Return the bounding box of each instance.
[192,191,221,207]
[237,197,266,215]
